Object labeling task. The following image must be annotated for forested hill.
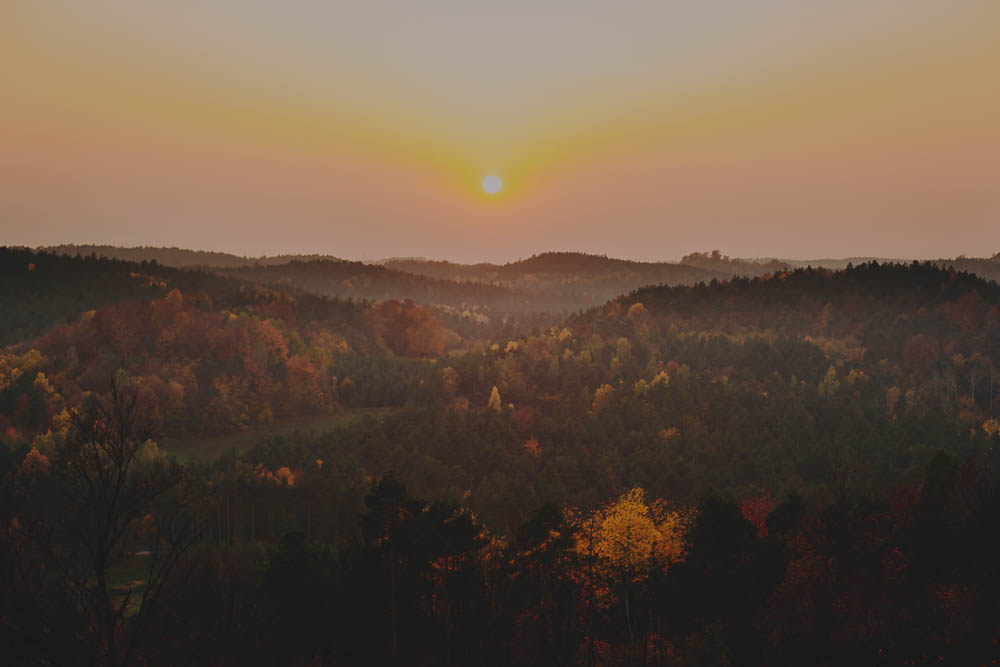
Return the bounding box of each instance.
[383,250,901,285]
[42,244,257,268]
[577,261,1000,369]
[930,255,1000,284]
[43,247,727,313]
[40,246,1000,316]
[385,251,716,284]
[678,249,921,273]
[382,251,723,308]
[0,248,467,439]
[41,244,345,269]
[381,251,946,310]
[0,247,262,346]
[217,259,528,311]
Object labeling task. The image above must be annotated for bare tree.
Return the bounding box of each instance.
[44,379,193,667]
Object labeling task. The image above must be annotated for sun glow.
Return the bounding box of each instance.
[482,174,502,194]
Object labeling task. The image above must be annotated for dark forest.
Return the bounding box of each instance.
[2,247,1000,665]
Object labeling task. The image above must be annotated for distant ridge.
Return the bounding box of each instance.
[41,244,346,269]
[41,244,254,268]
[218,258,526,310]
[37,245,1000,308]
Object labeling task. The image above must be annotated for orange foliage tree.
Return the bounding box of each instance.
[369,300,447,357]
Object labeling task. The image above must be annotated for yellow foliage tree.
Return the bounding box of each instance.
[18,446,51,478]
[592,384,615,411]
[626,302,648,319]
[593,488,660,575]
[818,365,840,397]
[651,370,670,388]
[574,487,689,637]
[487,385,502,413]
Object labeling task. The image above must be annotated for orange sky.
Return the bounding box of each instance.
[2,1,998,261]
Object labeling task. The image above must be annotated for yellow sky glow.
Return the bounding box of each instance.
[2,1,998,260]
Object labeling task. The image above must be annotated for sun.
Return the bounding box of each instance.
[481,174,502,194]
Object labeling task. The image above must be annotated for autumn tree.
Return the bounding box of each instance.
[575,488,687,641]
[488,385,502,413]
[592,384,614,411]
[369,299,448,357]
[740,495,775,537]
[817,365,840,397]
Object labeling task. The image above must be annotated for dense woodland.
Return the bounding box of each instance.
[3,247,1000,665]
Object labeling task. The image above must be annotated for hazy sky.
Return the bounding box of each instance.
[2,1,998,262]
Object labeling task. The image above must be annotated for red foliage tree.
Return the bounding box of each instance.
[741,495,775,537]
